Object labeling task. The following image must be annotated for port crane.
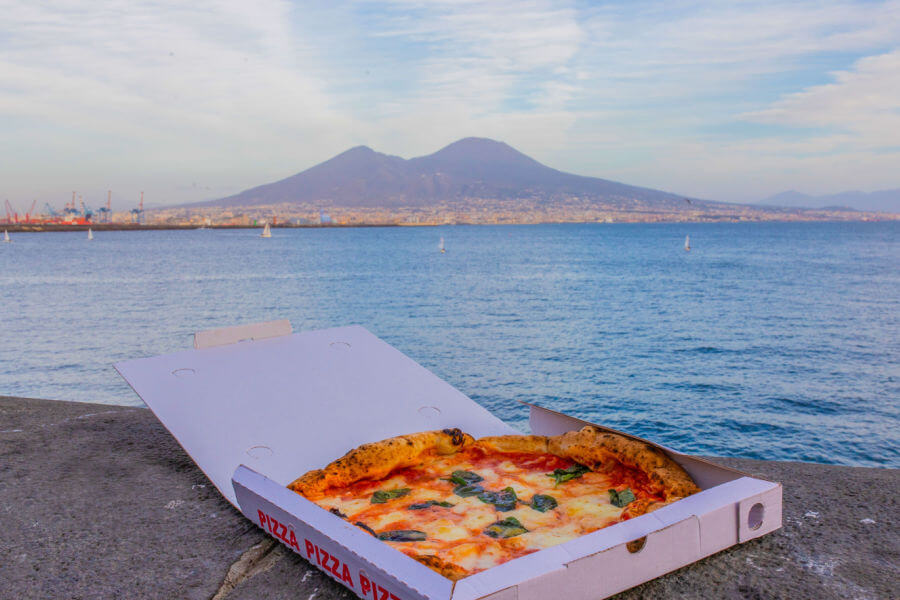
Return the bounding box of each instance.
[22,200,37,223]
[79,197,94,222]
[2,200,38,224]
[42,203,62,223]
[130,192,144,224]
[55,192,93,225]
[94,191,112,223]
[62,192,80,221]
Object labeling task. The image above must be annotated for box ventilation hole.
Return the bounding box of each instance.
[748,503,765,530]
[172,368,196,377]
[626,536,646,554]
[417,406,442,418]
[330,341,351,350]
[246,445,274,459]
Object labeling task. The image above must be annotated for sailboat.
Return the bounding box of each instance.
[87,228,94,241]
[260,222,272,238]
[684,234,691,252]
[3,230,10,243]
[439,237,445,253]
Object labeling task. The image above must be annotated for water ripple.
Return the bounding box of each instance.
[1,222,897,467]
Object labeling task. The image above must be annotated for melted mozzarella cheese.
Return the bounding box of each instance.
[523,521,585,550]
[310,449,648,579]
[429,519,471,543]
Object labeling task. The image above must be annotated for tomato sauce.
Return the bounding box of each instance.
[313,444,673,578]
[459,447,573,473]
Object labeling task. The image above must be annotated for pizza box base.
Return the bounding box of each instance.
[115,321,782,600]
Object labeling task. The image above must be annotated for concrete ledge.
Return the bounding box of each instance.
[1,396,896,599]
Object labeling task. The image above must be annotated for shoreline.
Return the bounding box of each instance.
[0,223,400,233]
[1,395,896,599]
[1,218,897,233]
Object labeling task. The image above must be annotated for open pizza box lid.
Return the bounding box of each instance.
[115,321,782,600]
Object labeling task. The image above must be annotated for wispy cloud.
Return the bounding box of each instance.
[742,49,900,151]
[0,0,897,205]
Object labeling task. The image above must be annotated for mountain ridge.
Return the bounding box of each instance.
[193,137,706,211]
[192,138,897,215]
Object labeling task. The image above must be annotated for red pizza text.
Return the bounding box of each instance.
[257,509,301,552]
[304,538,355,587]
[256,509,404,599]
[359,572,403,600]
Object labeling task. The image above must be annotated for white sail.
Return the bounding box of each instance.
[88,228,94,241]
[684,234,691,251]
[261,223,272,238]
[439,236,445,253]
[3,230,9,242]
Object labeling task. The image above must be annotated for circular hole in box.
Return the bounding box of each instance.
[330,341,351,351]
[417,406,441,419]
[172,368,196,377]
[246,445,274,459]
[748,502,765,530]
[626,536,646,554]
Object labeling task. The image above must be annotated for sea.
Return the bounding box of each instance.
[1,222,897,468]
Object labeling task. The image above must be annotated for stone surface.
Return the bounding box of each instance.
[1,396,896,599]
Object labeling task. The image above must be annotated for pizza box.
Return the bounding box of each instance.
[115,320,782,600]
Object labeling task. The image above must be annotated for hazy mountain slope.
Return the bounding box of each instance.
[197,137,707,210]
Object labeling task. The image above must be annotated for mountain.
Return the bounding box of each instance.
[195,138,708,211]
[760,189,900,212]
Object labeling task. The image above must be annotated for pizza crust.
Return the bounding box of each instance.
[412,555,470,580]
[473,435,549,454]
[288,426,701,579]
[547,426,700,501]
[474,428,699,502]
[288,428,474,498]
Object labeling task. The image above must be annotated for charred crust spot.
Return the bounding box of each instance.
[413,554,468,580]
[329,508,347,519]
[442,428,465,445]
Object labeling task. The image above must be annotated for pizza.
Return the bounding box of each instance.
[287,427,700,580]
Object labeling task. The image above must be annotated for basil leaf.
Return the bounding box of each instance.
[477,487,518,512]
[547,463,590,486]
[529,494,558,512]
[442,470,484,486]
[408,500,455,510]
[377,530,427,542]
[609,488,636,508]
[484,516,529,539]
[371,488,411,504]
[453,483,484,497]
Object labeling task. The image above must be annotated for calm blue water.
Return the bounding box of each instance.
[1,223,897,467]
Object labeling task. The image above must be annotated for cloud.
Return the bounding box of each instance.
[0,1,351,200]
[0,0,589,204]
[742,49,900,151]
[0,0,898,205]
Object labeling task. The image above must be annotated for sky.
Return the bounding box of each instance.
[1,0,899,210]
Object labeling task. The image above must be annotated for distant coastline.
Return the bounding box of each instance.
[10,139,897,228]
[2,214,897,233]
[0,222,400,233]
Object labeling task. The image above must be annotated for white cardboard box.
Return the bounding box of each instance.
[115,321,782,600]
